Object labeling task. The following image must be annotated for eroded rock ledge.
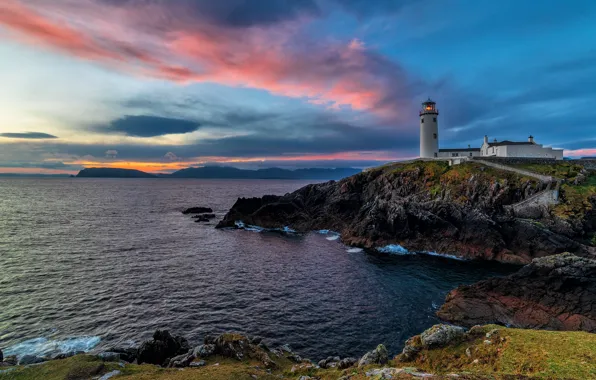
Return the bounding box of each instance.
[217,161,595,264]
[437,253,596,332]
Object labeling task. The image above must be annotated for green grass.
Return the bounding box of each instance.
[554,181,596,219]
[511,162,585,181]
[3,326,595,379]
[399,325,596,379]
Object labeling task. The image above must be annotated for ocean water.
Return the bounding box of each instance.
[0,178,515,360]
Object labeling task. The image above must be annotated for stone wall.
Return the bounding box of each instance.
[472,157,558,166]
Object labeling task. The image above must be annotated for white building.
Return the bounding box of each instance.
[419,99,563,160]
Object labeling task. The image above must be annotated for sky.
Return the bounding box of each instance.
[1,0,595,174]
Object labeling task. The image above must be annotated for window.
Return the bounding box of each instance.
[433,133,437,139]
[434,153,437,158]
[421,118,424,123]
[452,153,459,157]
[433,118,437,122]
[469,152,473,157]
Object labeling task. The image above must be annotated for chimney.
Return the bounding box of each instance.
[528,135,534,143]
[484,135,488,144]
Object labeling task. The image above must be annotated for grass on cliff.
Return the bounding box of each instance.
[380,160,540,205]
[3,326,595,380]
[554,175,596,220]
[398,325,596,379]
[511,161,586,181]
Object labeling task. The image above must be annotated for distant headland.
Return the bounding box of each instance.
[75,166,361,180]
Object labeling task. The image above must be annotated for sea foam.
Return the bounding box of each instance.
[377,244,465,261]
[3,336,101,359]
[234,221,296,234]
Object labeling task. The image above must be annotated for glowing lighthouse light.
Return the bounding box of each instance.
[419,98,439,158]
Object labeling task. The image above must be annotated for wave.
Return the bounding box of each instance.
[377,244,465,261]
[3,336,101,359]
[346,248,363,253]
[234,221,296,234]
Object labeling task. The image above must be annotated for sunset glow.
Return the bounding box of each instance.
[0,0,594,174]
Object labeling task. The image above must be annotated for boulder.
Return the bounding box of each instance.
[358,344,388,367]
[137,330,191,366]
[213,333,276,368]
[183,207,213,214]
[106,347,137,363]
[3,356,17,366]
[400,324,466,362]
[167,352,196,368]
[203,335,216,345]
[437,253,596,332]
[19,355,46,365]
[52,351,82,360]
[338,357,357,369]
[192,344,215,358]
[420,325,466,347]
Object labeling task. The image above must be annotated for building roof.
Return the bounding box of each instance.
[439,148,481,152]
[487,140,534,147]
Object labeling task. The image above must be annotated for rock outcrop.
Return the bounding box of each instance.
[137,330,190,366]
[182,207,213,214]
[358,344,389,367]
[437,253,596,332]
[401,325,466,361]
[212,333,277,368]
[217,161,595,263]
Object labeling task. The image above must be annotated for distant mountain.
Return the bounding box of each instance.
[75,166,362,180]
[169,166,362,180]
[76,168,157,178]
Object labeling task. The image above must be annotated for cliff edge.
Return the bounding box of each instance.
[217,160,596,263]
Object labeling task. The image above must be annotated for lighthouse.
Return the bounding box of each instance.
[419,98,439,158]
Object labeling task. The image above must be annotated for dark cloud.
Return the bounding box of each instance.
[331,0,420,17]
[0,132,58,139]
[102,0,320,28]
[0,161,82,170]
[100,115,201,137]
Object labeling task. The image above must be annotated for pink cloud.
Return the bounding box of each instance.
[0,0,414,120]
[564,148,596,158]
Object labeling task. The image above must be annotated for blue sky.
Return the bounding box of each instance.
[0,0,595,173]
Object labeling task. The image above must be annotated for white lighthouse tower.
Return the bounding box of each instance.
[419,98,439,158]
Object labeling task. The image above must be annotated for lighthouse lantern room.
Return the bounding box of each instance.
[419,98,439,158]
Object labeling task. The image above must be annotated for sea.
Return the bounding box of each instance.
[0,178,515,360]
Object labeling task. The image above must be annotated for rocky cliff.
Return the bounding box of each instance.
[217,161,596,263]
[437,253,596,332]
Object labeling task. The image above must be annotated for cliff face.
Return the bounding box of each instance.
[437,253,596,332]
[217,161,595,263]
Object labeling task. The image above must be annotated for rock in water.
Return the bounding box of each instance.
[182,207,213,214]
[358,344,388,367]
[137,330,190,366]
[437,253,596,332]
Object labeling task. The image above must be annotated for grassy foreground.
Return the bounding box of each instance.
[1,325,594,380]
